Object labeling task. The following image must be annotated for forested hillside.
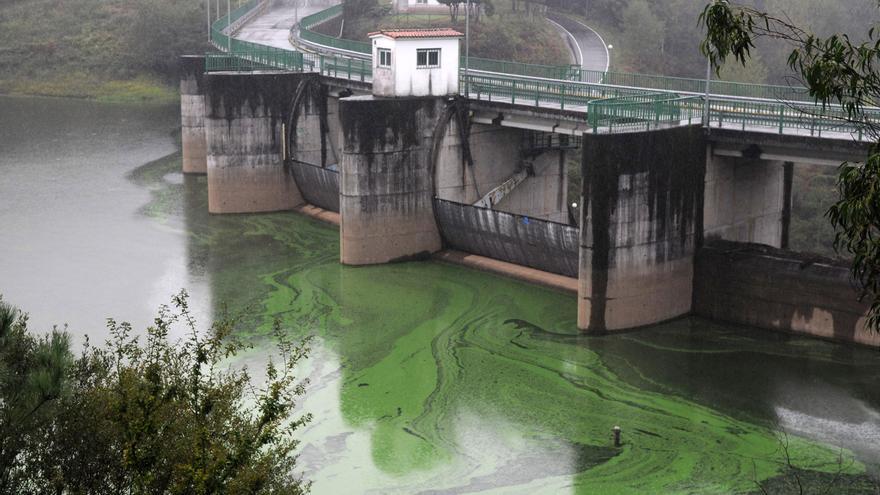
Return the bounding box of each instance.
[548,0,878,82]
[335,0,571,66]
[0,0,207,101]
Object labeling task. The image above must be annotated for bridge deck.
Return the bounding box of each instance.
[215,1,875,145]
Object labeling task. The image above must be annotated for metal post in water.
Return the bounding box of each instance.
[612,426,621,447]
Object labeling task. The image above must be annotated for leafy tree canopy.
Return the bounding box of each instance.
[701,0,880,330]
[0,291,312,494]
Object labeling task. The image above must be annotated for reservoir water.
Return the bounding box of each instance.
[2,95,879,493]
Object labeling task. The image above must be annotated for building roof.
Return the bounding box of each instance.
[367,28,464,39]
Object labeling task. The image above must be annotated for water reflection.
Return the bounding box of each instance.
[0,96,209,339]
[1,96,879,493]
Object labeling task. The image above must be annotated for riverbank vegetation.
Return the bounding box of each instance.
[0,292,311,493]
[0,0,207,102]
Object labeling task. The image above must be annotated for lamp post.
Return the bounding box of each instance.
[465,0,470,96]
[703,55,711,127]
[207,0,211,42]
[227,0,231,52]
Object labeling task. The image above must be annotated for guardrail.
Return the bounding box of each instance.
[205,50,310,72]
[587,93,703,133]
[297,5,583,79]
[465,57,579,80]
[205,48,372,80]
[206,0,875,138]
[574,68,812,102]
[708,99,876,139]
[210,0,265,51]
[463,71,651,110]
[299,4,372,55]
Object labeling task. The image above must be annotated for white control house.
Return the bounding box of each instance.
[368,28,463,97]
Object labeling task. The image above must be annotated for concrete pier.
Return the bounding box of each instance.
[339,96,443,264]
[204,72,306,213]
[578,126,706,332]
[180,55,207,174]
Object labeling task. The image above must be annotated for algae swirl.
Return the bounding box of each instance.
[138,153,879,494]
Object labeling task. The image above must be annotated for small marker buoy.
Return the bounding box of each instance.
[612,426,621,447]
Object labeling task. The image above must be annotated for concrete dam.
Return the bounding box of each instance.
[181,5,879,347]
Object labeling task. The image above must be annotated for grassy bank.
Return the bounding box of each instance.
[0,0,206,102]
[0,75,178,104]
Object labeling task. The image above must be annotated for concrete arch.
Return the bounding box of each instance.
[285,76,331,167]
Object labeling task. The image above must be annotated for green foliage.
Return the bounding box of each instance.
[619,0,665,69]
[0,292,312,494]
[544,0,875,82]
[789,165,839,257]
[343,0,389,22]
[701,0,880,330]
[343,7,569,66]
[0,298,72,492]
[718,52,769,84]
[0,0,208,100]
[830,156,880,330]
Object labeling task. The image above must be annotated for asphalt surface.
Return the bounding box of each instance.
[547,13,609,73]
[235,3,330,49]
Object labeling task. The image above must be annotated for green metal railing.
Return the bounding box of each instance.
[299,5,372,54]
[205,48,372,80]
[463,57,579,80]
[573,68,813,102]
[463,72,650,110]
[205,50,311,72]
[210,0,264,51]
[297,5,582,79]
[317,53,373,80]
[205,1,874,138]
[587,93,703,133]
[708,99,878,139]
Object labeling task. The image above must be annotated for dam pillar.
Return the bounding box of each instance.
[180,55,207,174]
[703,154,792,248]
[204,72,307,214]
[339,96,443,264]
[578,126,706,332]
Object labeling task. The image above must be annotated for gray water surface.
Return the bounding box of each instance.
[2,95,880,493]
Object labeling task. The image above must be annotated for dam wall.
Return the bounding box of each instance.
[694,241,879,347]
[180,55,207,174]
[434,121,568,223]
[578,125,706,332]
[339,96,444,264]
[184,64,875,346]
[703,155,791,248]
[204,72,308,213]
[434,198,579,277]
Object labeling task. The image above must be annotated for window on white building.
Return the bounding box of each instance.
[377,48,392,68]
[416,48,440,68]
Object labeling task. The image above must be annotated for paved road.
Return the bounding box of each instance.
[547,13,609,73]
[235,2,332,49]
